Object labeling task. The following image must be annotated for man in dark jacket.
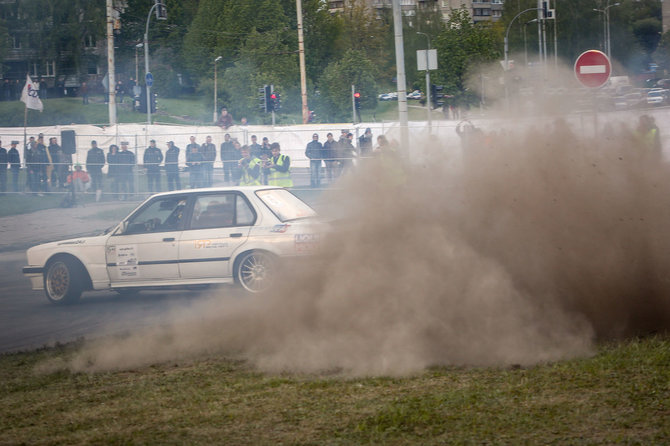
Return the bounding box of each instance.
[47,137,63,188]
[186,143,204,189]
[165,141,181,191]
[0,139,7,194]
[305,133,324,188]
[117,141,136,200]
[86,140,106,200]
[220,133,237,184]
[8,141,20,192]
[201,135,216,187]
[143,139,164,194]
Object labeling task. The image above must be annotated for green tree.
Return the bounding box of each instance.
[433,7,501,103]
[315,49,378,122]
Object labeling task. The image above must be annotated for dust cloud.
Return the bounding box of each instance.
[53,108,670,377]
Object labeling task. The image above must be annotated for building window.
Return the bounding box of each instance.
[11,35,20,49]
[84,35,96,48]
[45,61,56,77]
[30,63,38,77]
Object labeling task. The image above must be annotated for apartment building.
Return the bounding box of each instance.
[329,0,505,23]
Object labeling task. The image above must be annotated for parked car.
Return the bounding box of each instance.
[407,90,422,100]
[23,186,324,304]
[378,92,398,101]
[647,89,668,106]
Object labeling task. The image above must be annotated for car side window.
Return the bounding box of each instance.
[236,195,255,226]
[189,193,256,230]
[123,197,187,234]
[190,194,236,230]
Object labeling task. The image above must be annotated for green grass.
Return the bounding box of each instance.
[1,336,669,444]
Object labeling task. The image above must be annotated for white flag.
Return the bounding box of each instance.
[21,74,43,112]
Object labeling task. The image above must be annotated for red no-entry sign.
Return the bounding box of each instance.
[574,50,611,88]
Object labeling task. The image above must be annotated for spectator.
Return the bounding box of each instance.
[264,142,293,187]
[8,141,20,192]
[117,141,136,200]
[359,128,373,157]
[0,139,6,194]
[249,134,262,158]
[47,137,63,189]
[340,132,357,174]
[186,143,204,189]
[323,132,338,182]
[35,135,49,193]
[201,135,216,187]
[107,144,120,198]
[234,145,261,186]
[305,133,324,188]
[67,164,91,193]
[216,107,233,129]
[143,139,164,194]
[165,141,181,191]
[86,140,106,201]
[220,133,237,184]
[81,81,89,104]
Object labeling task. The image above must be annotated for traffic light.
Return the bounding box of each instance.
[155,0,167,20]
[139,89,156,113]
[265,85,274,112]
[354,91,361,110]
[259,86,268,112]
[430,83,444,109]
[271,92,281,111]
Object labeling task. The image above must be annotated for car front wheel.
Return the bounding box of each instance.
[235,251,276,293]
[44,258,83,304]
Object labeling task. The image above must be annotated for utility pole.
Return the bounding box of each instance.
[106,0,117,125]
[391,0,409,155]
[296,0,309,124]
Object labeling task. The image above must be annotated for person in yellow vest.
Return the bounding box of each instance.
[634,114,662,161]
[234,145,261,186]
[264,142,293,187]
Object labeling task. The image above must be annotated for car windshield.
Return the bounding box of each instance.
[256,189,316,222]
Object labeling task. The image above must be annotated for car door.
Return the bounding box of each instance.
[106,195,189,284]
[178,192,256,279]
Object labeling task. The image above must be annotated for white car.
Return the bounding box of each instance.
[23,186,323,304]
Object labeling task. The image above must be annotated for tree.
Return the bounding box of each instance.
[315,49,378,122]
[433,7,501,102]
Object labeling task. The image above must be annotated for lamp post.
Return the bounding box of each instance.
[144,1,167,125]
[524,19,538,68]
[504,7,541,107]
[213,56,222,123]
[594,2,620,60]
[416,31,431,132]
[135,43,143,87]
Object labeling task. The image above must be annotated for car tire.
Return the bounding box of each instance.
[44,258,83,304]
[235,250,276,294]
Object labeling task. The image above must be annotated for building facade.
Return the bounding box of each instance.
[329,0,505,23]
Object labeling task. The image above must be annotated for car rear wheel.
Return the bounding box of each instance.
[44,258,83,304]
[235,251,276,293]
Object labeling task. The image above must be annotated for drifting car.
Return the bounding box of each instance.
[23,186,323,304]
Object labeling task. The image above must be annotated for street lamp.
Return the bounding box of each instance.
[524,19,538,68]
[213,56,222,123]
[135,43,143,88]
[416,31,431,132]
[144,1,167,125]
[593,2,620,60]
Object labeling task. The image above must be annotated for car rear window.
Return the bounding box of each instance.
[256,189,316,222]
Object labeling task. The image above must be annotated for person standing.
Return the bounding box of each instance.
[186,144,204,189]
[305,133,323,188]
[107,144,120,198]
[264,142,293,188]
[47,137,63,188]
[35,135,50,193]
[323,132,338,183]
[234,145,261,186]
[117,141,136,200]
[220,133,237,184]
[8,141,20,192]
[86,140,105,201]
[201,135,216,187]
[340,132,357,174]
[0,139,7,194]
[249,134,262,158]
[359,128,373,157]
[143,139,163,194]
[25,137,37,193]
[165,141,181,191]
